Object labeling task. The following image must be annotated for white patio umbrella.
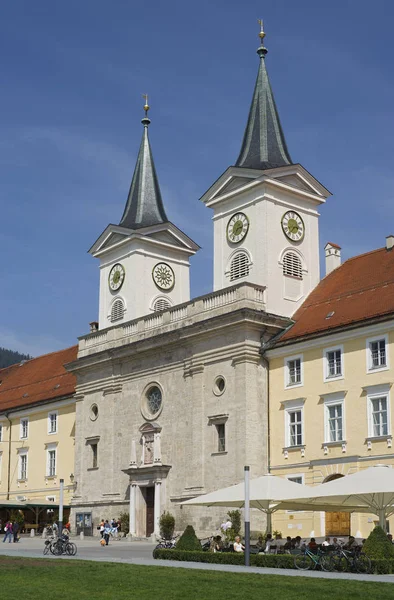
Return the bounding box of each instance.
[182,474,311,510]
[277,465,394,530]
[181,473,361,530]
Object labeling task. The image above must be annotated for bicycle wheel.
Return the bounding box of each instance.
[43,544,50,556]
[51,540,64,556]
[330,553,348,572]
[65,542,77,556]
[354,554,371,574]
[319,554,333,572]
[294,553,314,570]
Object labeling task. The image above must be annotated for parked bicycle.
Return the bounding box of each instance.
[329,544,371,574]
[155,535,178,549]
[294,545,332,571]
[43,535,77,556]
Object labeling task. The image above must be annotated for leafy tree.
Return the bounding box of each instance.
[363,526,394,559]
[159,511,175,539]
[176,525,201,551]
[119,511,129,535]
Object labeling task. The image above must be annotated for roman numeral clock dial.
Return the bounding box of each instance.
[226,212,249,244]
[281,211,305,242]
[108,263,125,291]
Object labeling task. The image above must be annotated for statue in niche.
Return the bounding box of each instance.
[144,433,154,464]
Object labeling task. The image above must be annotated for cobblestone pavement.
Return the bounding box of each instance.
[0,536,393,584]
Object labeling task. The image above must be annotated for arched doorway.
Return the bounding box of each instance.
[324,474,350,536]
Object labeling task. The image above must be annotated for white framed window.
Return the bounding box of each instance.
[91,443,98,468]
[284,354,303,388]
[286,473,305,485]
[46,447,57,477]
[367,392,390,438]
[20,418,29,440]
[323,394,345,443]
[366,334,389,373]
[48,411,58,434]
[18,451,28,480]
[215,423,226,452]
[284,399,305,448]
[323,345,344,381]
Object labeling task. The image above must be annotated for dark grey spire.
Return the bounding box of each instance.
[119,99,168,230]
[235,25,292,170]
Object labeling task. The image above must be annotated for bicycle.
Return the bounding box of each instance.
[44,535,77,556]
[155,535,178,550]
[294,545,333,571]
[329,545,371,574]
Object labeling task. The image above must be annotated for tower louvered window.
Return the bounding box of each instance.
[283,252,303,279]
[230,252,250,281]
[111,298,124,322]
[153,298,171,312]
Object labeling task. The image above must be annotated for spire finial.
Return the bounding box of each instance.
[258,18,265,41]
[257,19,268,58]
[142,94,151,127]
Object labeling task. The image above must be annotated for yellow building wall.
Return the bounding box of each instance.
[0,400,75,517]
[267,324,394,539]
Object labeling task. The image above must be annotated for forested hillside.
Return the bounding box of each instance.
[0,347,32,369]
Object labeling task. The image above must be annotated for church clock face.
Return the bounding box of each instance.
[281,211,305,242]
[108,263,125,291]
[152,262,175,291]
[226,212,249,244]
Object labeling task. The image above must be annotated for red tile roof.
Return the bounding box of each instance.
[280,247,394,343]
[325,242,341,249]
[0,346,77,413]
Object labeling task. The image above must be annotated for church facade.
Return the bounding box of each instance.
[66,26,331,537]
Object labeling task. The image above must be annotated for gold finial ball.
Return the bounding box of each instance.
[144,103,150,112]
[259,31,266,39]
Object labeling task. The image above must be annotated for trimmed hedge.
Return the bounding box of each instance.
[152,549,293,569]
[152,548,394,574]
[176,525,201,552]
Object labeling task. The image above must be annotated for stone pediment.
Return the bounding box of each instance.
[139,421,162,434]
[100,231,129,250]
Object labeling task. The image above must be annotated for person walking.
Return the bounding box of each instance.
[3,521,13,543]
[103,520,111,546]
[13,521,20,543]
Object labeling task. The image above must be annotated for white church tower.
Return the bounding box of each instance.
[89,99,200,330]
[201,24,331,318]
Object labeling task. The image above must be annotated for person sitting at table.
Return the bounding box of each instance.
[264,533,275,554]
[322,536,331,547]
[283,536,292,552]
[343,535,357,550]
[293,535,302,549]
[255,535,265,552]
[233,536,245,552]
[308,537,318,552]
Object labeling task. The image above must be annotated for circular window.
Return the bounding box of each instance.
[141,384,164,420]
[213,376,226,396]
[90,404,99,421]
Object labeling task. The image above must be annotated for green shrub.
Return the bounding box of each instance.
[119,512,129,535]
[152,548,394,573]
[159,511,175,540]
[176,525,201,551]
[363,526,394,559]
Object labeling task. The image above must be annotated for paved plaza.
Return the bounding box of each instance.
[0,536,393,584]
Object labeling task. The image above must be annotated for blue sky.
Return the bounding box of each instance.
[1,0,394,356]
